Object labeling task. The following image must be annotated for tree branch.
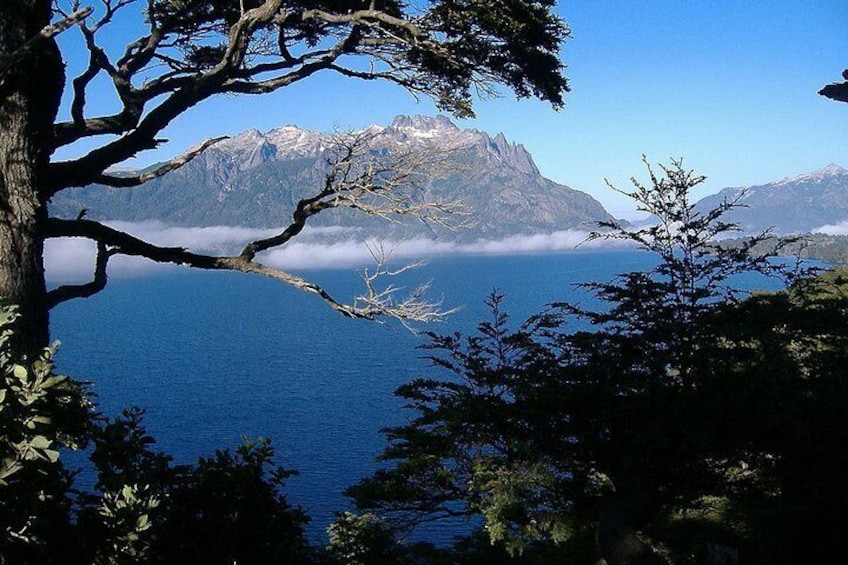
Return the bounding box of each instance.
[357,242,457,330]
[299,8,427,42]
[44,217,449,324]
[44,217,363,316]
[819,69,848,103]
[45,242,113,309]
[45,131,460,323]
[47,3,356,191]
[239,132,466,261]
[94,136,227,188]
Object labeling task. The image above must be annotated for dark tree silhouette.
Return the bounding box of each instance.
[819,69,848,103]
[349,160,841,564]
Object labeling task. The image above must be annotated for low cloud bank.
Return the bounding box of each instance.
[813,221,848,236]
[44,221,618,283]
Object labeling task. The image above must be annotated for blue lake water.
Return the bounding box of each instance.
[49,249,788,542]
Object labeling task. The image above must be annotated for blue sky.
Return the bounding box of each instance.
[55,1,847,218]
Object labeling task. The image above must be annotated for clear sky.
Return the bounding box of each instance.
[55,1,847,219]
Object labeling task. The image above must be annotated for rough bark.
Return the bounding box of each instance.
[0,0,63,358]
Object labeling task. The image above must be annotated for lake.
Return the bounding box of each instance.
[49,249,787,542]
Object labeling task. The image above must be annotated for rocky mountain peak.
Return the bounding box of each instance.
[389,114,458,133]
[209,115,544,177]
[52,114,613,239]
[776,162,847,186]
[215,128,264,150]
[820,163,846,174]
[487,132,539,176]
[379,115,540,176]
[212,124,327,168]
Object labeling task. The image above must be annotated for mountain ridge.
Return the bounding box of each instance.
[50,115,613,241]
[695,163,848,235]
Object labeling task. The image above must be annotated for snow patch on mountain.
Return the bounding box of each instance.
[206,114,543,176]
[775,163,847,186]
[695,163,848,235]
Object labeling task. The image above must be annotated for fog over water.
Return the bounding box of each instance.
[45,221,619,282]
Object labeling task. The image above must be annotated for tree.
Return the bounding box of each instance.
[819,69,848,103]
[0,304,92,563]
[702,268,848,562]
[0,0,570,359]
[348,159,823,563]
[2,369,314,565]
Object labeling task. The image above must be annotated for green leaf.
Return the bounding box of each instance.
[12,364,27,382]
[29,435,52,450]
[41,375,66,389]
[136,514,150,531]
[0,459,21,480]
[122,484,136,501]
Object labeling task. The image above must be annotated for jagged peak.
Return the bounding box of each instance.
[492,132,508,145]
[389,114,458,132]
[210,115,547,176]
[359,124,386,136]
[266,124,308,134]
[218,127,263,143]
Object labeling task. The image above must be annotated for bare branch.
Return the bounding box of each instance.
[43,217,365,316]
[356,241,457,328]
[300,9,423,37]
[46,1,445,177]
[94,136,227,188]
[47,4,356,190]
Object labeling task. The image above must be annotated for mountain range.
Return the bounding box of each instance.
[695,163,848,235]
[50,116,848,241]
[50,115,612,242]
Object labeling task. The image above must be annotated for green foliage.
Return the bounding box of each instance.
[95,483,161,565]
[0,306,89,484]
[154,436,311,564]
[81,411,312,565]
[326,512,405,565]
[698,269,848,562]
[350,160,846,563]
[0,304,93,563]
[145,0,569,117]
[89,407,174,495]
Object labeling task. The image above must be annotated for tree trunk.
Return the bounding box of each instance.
[0,0,63,359]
